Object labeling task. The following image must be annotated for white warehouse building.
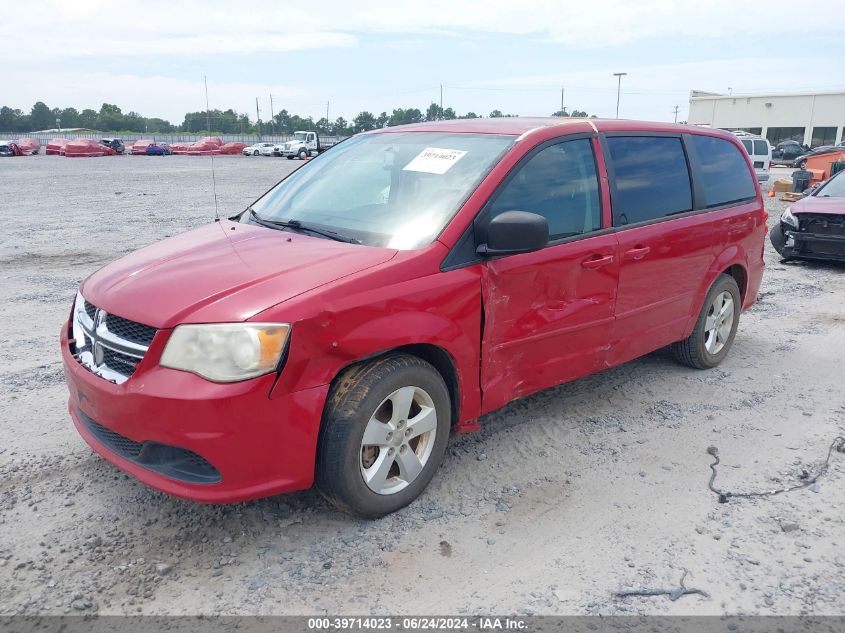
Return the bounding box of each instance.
[688,89,845,148]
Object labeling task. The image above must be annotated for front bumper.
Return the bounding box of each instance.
[61,326,329,503]
[770,224,845,262]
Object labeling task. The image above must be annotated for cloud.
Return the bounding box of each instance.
[6,0,842,63]
[4,1,844,122]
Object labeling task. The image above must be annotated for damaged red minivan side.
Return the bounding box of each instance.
[61,118,766,517]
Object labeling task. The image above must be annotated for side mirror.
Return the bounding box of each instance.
[477,211,549,256]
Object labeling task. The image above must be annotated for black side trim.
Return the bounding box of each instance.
[79,409,222,485]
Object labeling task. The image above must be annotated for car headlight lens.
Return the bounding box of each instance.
[781,206,798,229]
[71,289,86,343]
[160,323,290,382]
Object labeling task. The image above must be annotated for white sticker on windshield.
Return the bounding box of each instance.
[402,147,468,175]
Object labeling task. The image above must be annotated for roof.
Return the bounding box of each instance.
[367,117,708,136]
[690,89,845,101]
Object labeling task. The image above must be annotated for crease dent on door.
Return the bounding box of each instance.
[479,262,533,401]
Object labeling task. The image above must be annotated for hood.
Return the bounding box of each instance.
[791,195,845,216]
[81,221,396,328]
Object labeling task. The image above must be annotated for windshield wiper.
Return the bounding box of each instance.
[248,209,360,244]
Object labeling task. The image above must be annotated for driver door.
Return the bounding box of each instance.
[479,137,619,413]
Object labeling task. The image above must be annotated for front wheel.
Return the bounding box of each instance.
[671,274,741,369]
[298,148,308,160]
[253,150,259,156]
[316,354,451,518]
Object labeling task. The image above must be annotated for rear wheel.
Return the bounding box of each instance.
[671,274,741,369]
[316,354,451,518]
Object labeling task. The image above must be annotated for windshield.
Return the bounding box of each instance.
[817,172,845,197]
[246,132,514,249]
[293,133,308,141]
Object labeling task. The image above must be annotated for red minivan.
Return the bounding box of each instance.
[62,118,766,517]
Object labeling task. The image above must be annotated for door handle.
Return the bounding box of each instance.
[624,246,651,260]
[581,254,615,269]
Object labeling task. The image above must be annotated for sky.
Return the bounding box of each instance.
[4,0,845,125]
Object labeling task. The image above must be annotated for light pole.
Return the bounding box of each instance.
[613,72,627,119]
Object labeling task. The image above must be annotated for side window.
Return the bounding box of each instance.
[741,139,753,154]
[689,135,756,208]
[606,136,692,226]
[488,139,601,241]
[753,140,768,156]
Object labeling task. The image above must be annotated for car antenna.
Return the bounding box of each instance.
[204,75,220,222]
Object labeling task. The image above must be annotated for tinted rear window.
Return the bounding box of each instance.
[753,140,768,155]
[741,140,752,153]
[690,135,757,207]
[606,136,692,225]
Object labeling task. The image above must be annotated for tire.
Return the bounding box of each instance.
[298,148,308,160]
[671,274,741,369]
[316,354,451,518]
[286,155,293,160]
[253,150,259,156]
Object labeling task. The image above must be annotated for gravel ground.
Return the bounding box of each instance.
[0,157,843,617]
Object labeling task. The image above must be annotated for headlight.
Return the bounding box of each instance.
[160,323,290,382]
[71,289,86,343]
[781,206,798,229]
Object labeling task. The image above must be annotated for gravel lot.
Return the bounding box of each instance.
[1,156,843,617]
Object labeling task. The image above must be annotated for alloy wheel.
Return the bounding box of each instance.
[704,291,734,355]
[359,386,438,495]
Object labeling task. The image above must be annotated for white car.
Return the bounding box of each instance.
[243,142,276,156]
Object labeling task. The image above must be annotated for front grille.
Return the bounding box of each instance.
[72,299,157,384]
[86,418,143,459]
[800,213,845,237]
[78,409,221,485]
[105,314,157,346]
[102,347,140,376]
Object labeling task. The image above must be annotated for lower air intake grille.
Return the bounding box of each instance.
[79,409,221,485]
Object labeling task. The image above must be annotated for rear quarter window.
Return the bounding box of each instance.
[741,140,753,153]
[690,135,757,208]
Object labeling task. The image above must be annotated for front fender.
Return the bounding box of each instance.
[268,268,484,425]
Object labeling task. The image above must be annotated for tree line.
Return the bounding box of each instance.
[0,101,595,136]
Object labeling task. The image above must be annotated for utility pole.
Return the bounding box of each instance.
[440,84,443,112]
[613,72,627,119]
[269,93,275,135]
[560,86,564,113]
[673,105,680,123]
[255,97,261,140]
[326,101,330,124]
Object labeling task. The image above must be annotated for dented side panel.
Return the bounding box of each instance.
[479,233,620,414]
